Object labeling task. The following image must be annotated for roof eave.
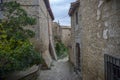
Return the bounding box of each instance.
[68,1,80,16]
[44,0,54,20]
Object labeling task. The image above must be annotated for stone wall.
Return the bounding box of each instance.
[69,15,75,65]
[5,65,40,80]
[69,4,81,66]
[52,22,71,47]
[52,22,61,42]
[80,0,120,80]
[69,0,120,79]
[38,0,53,67]
[52,22,72,60]
[61,27,71,47]
[49,21,57,60]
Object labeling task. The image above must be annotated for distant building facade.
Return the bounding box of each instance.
[2,0,57,68]
[52,22,72,59]
[69,0,120,80]
[60,26,71,47]
[52,22,71,47]
[52,22,61,42]
[69,0,81,74]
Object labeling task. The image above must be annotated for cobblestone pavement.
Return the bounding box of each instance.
[37,57,80,80]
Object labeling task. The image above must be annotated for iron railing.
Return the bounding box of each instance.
[104,54,120,80]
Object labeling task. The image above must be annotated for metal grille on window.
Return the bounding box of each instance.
[104,54,120,80]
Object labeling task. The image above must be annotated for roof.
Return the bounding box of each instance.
[44,0,54,20]
[68,1,80,16]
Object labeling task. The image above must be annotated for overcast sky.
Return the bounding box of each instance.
[49,0,76,26]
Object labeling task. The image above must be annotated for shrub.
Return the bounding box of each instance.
[55,41,68,59]
[0,1,41,77]
[0,40,41,76]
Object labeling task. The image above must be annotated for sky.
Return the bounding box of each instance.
[49,0,76,26]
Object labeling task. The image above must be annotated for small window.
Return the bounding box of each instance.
[76,12,78,25]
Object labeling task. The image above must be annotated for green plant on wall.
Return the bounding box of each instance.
[55,41,68,59]
[0,1,41,77]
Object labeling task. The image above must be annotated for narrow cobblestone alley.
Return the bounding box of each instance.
[37,57,80,80]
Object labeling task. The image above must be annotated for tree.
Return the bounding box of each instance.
[0,1,41,77]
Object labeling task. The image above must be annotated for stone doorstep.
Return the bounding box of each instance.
[5,65,41,80]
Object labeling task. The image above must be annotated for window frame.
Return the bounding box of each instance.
[75,12,78,25]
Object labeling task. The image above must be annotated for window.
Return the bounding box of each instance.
[76,12,78,25]
[104,54,120,80]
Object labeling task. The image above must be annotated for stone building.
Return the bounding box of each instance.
[69,0,81,74]
[52,22,61,42]
[60,26,71,47]
[1,0,57,68]
[69,0,120,80]
[52,22,72,60]
[52,22,71,47]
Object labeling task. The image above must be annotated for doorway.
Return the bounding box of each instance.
[75,43,81,72]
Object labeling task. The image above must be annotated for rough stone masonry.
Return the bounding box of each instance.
[80,0,120,80]
[69,0,120,80]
